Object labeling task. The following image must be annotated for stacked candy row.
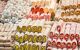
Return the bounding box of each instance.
[55,0,80,22]
[27,6,51,21]
[49,32,80,41]
[0,22,16,50]
[16,19,51,34]
[61,10,80,17]
[47,38,79,50]
[61,0,80,10]
[13,43,46,50]
[47,21,80,50]
[14,19,51,50]
[17,25,42,33]
[2,0,30,18]
[14,32,47,44]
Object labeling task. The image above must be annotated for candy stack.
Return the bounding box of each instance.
[26,0,56,21]
[47,21,80,50]
[55,0,80,23]
[14,19,51,50]
[0,22,17,50]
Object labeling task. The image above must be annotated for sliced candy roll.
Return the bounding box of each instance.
[78,36,80,46]
[31,44,37,50]
[66,40,72,50]
[19,45,24,50]
[72,39,78,50]
[36,35,43,43]
[42,35,47,43]
[56,39,62,49]
[47,39,52,47]
[24,43,28,50]
[28,35,33,43]
[48,32,53,40]
[59,33,64,40]
[14,35,19,41]
[16,26,21,32]
[35,43,40,50]
[52,39,56,47]
[77,4,80,9]
[62,39,67,50]
[27,44,32,50]
[47,47,52,50]
[56,25,61,33]
[23,34,28,42]
[26,25,32,32]
[37,26,42,33]
[18,33,24,44]
[14,45,19,50]
[41,43,46,50]
[70,34,75,41]
[31,26,38,33]
[51,40,57,50]
[64,34,70,41]
[21,26,27,33]
[53,33,58,40]
[75,34,79,40]
[32,35,37,43]
[18,36,23,44]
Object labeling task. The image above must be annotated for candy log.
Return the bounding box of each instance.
[23,34,28,42]
[42,35,47,43]
[72,39,78,50]
[20,45,24,50]
[49,32,53,40]
[27,25,32,32]
[75,34,79,41]
[41,43,46,50]
[16,26,21,32]
[28,35,33,43]
[14,45,19,50]
[37,35,43,43]
[32,35,37,43]
[64,34,70,41]
[57,39,62,50]
[47,39,52,47]
[52,39,57,50]
[67,40,72,50]
[70,34,75,41]
[62,39,67,50]
[53,33,58,40]
[21,26,27,33]
[27,44,32,50]
[59,33,64,40]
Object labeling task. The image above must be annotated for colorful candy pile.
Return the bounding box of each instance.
[55,0,80,22]
[26,0,56,21]
[47,21,80,50]
[14,19,51,50]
